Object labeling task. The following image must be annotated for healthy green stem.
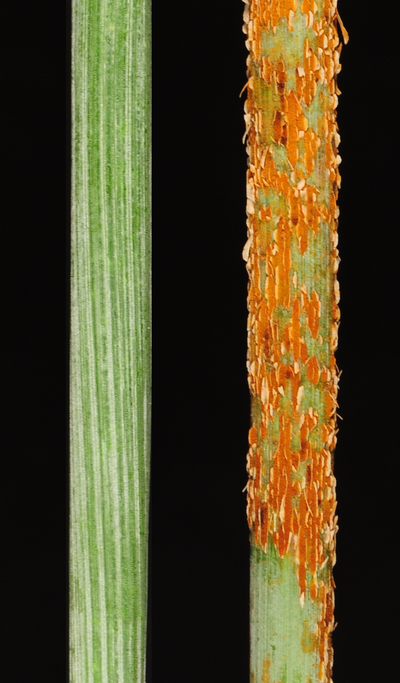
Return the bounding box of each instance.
[70,1,151,681]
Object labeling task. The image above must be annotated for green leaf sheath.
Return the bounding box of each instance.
[70,1,151,682]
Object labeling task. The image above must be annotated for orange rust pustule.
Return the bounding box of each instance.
[244,1,343,680]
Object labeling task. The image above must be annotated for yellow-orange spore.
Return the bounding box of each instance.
[244,0,343,679]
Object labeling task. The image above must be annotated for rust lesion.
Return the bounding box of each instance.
[307,290,321,339]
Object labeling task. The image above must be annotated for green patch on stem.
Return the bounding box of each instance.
[250,540,322,683]
[261,11,314,77]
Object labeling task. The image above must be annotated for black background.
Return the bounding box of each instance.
[2,1,398,681]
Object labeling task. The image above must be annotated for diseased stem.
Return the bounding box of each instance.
[70,1,151,681]
[243,1,346,681]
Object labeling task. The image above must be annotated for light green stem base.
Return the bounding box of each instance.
[250,541,323,683]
